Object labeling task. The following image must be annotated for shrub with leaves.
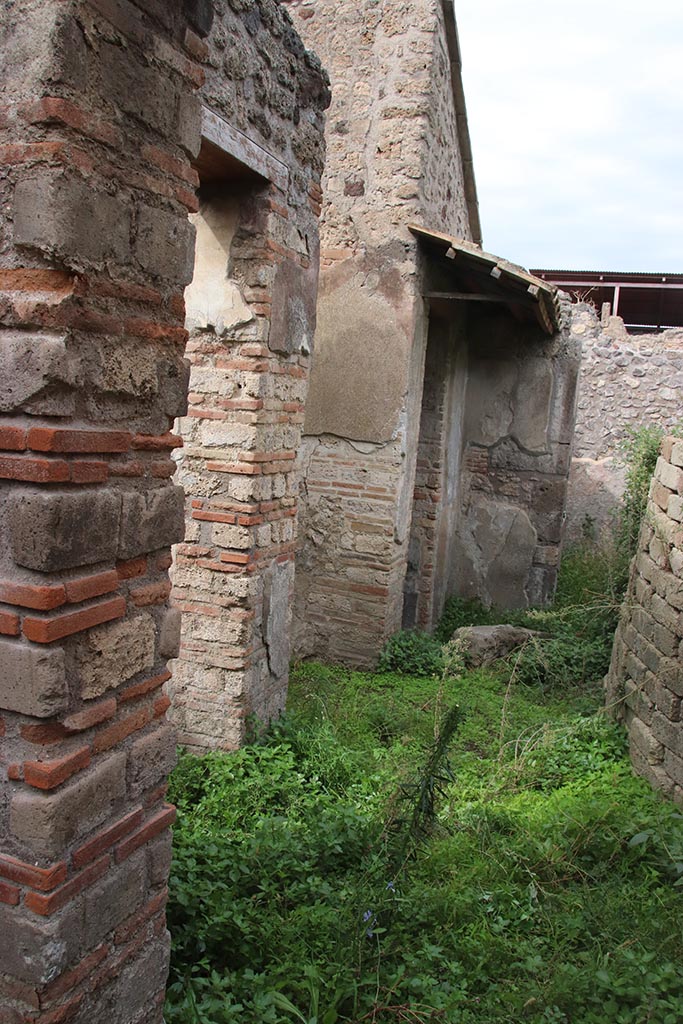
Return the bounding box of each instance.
[617,423,666,559]
[376,629,445,677]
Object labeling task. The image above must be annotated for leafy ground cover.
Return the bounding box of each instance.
[165,544,683,1023]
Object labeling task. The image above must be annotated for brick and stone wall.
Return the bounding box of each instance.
[402,298,582,627]
[168,1,329,751]
[0,0,327,1019]
[0,1,202,1020]
[403,310,467,630]
[566,311,683,544]
[283,0,478,664]
[606,438,683,804]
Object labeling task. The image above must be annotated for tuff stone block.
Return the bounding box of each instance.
[0,900,83,985]
[13,170,131,269]
[0,332,74,415]
[76,614,156,699]
[135,205,196,285]
[127,723,178,799]
[0,640,68,717]
[118,486,185,560]
[99,40,179,136]
[93,930,171,1022]
[10,753,126,858]
[158,607,182,658]
[655,457,683,494]
[83,851,147,949]
[9,489,121,572]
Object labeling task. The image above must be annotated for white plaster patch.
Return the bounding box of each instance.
[185,196,253,336]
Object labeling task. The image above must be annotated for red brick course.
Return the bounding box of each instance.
[115,805,176,863]
[0,610,20,635]
[119,670,171,705]
[22,597,126,643]
[0,855,67,892]
[24,855,109,916]
[72,807,144,869]
[0,581,66,611]
[23,746,91,790]
[91,706,151,755]
[27,428,131,453]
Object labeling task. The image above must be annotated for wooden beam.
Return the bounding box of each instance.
[201,107,289,191]
[425,292,507,302]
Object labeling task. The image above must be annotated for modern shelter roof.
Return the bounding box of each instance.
[409,225,561,335]
[529,269,683,331]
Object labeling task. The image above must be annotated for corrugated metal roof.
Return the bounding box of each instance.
[531,270,683,281]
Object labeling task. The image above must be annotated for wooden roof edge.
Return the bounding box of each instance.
[408,224,561,334]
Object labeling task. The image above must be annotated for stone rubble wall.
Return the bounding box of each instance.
[168,0,329,751]
[606,438,683,804]
[566,311,683,544]
[281,0,471,252]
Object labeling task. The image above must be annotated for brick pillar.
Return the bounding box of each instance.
[171,192,319,751]
[0,1,203,1020]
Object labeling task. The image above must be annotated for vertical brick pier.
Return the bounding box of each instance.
[0,1,203,1020]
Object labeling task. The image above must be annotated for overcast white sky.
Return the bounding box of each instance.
[456,1,683,271]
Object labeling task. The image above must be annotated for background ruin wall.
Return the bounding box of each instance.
[566,313,683,545]
[0,0,326,1019]
[405,299,582,629]
[606,438,683,805]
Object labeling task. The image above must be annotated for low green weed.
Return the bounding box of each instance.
[377,629,445,677]
[166,508,683,1023]
[166,648,683,1023]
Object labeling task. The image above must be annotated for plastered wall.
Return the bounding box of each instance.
[283,0,477,663]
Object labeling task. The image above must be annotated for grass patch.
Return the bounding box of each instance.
[165,549,683,1022]
[165,425,683,1021]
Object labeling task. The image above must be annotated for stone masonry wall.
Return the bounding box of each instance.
[566,312,683,544]
[443,299,582,612]
[282,0,471,251]
[0,0,204,1020]
[404,311,467,631]
[283,0,475,664]
[168,0,329,751]
[606,438,683,804]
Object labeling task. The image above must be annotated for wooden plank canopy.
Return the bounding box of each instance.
[409,224,561,335]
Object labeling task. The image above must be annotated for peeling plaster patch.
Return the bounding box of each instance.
[185,196,253,336]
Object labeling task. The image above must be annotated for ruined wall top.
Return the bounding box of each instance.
[201,0,330,195]
[282,0,473,252]
[573,319,683,459]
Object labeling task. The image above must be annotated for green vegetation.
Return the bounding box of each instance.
[617,424,668,560]
[165,548,683,1023]
[165,426,683,1023]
